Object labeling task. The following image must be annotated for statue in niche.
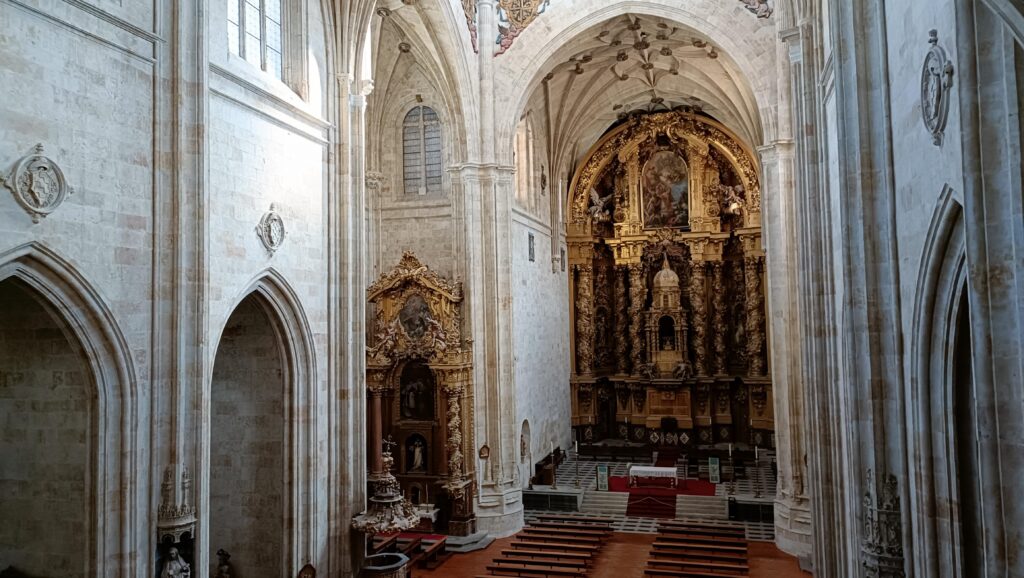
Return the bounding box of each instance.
[643,151,689,229]
[400,362,435,421]
[399,294,432,339]
[160,547,190,578]
[407,435,428,472]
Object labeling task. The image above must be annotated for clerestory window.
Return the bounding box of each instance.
[227,0,283,80]
[403,106,443,196]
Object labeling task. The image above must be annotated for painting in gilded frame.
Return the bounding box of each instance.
[642,151,690,229]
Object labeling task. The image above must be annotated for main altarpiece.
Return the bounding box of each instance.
[568,110,774,450]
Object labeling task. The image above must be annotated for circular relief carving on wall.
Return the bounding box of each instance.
[921,29,954,146]
[1,144,74,223]
[256,204,287,254]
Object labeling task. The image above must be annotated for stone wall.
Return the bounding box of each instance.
[0,280,90,578]
[210,296,285,578]
[511,217,573,465]
[0,0,366,574]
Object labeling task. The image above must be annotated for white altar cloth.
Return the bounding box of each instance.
[628,466,677,478]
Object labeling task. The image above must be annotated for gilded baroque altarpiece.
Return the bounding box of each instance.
[567,111,774,448]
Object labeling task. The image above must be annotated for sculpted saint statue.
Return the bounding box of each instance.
[161,547,190,578]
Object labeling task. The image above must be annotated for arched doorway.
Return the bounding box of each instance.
[952,285,982,573]
[209,294,288,578]
[0,278,92,578]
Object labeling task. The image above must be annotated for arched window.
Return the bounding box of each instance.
[403,106,443,196]
[227,0,283,79]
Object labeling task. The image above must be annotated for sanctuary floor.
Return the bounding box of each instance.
[416,532,810,578]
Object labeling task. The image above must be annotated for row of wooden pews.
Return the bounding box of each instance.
[370,532,451,570]
[477,514,615,577]
[644,520,749,577]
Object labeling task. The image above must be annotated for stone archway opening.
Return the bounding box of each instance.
[210,294,287,578]
[0,277,93,578]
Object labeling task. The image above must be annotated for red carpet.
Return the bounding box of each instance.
[626,494,676,518]
[608,476,717,496]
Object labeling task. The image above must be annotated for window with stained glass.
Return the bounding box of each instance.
[403,106,443,196]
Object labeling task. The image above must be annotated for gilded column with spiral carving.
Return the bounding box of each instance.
[711,261,727,374]
[744,256,766,375]
[575,264,595,375]
[690,258,709,376]
[444,383,465,487]
[628,263,646,373]
[614,266,630,374]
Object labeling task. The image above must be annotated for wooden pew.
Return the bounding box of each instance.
[486,561,586,576]
[647,558,749,575]
[644,567,748,578]
[530,521,613,533]
[653,538,747,554]
[658,521,746,538]
[418,538,449,569]
[655,530,746,545]
[510,540,599,554]
[524,526,609,537]
[493,556,588,571]
[650,544,747,563]
[500,549,593,566]
[370,534,398,554]
[519,530,602,545]
[535,514,615,526]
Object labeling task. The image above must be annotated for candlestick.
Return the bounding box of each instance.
[728,443,732,457]
[755,446,759,461]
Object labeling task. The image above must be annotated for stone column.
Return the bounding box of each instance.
[710,261,727,375]
[574,264,595,375]
[628,263,646,373]
[690,258,709,377]
[614,266,630,374]
[744,255,766,376]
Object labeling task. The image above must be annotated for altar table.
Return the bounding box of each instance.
[628,465,678,489]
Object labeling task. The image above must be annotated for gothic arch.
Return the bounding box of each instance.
[0,242,141,577]
[980,0,1024,44]
[908,186,969,578]
[207,269,318,572]
[495,0,777,162]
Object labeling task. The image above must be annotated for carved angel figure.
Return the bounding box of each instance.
[673,359,695,380]
[638,362,657,380]
[368,319,400,358]
[722,184,746,216]
[588,188,613,223]
[424,315,448,353]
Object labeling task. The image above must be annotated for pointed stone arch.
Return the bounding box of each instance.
[908,186,969,578]
[0,242,141,577]
[205,268,318,576]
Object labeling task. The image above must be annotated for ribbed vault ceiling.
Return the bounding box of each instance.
[526,13,761,172]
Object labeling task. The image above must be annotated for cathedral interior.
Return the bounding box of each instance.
[1,0,1023,577]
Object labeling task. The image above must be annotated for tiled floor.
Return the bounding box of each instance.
[414,532,810,578]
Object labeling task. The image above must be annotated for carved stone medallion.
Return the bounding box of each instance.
[1,144,73,223]
[921,30,954,146]
[738,0,773,18]
[256,204,286,254]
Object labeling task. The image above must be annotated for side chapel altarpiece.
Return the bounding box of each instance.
[366,253,477,536]
[568,110,774,448]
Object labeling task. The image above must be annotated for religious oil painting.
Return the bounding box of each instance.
[399,360,436,421]
[399,293,431,339]
[642,151,690,229]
